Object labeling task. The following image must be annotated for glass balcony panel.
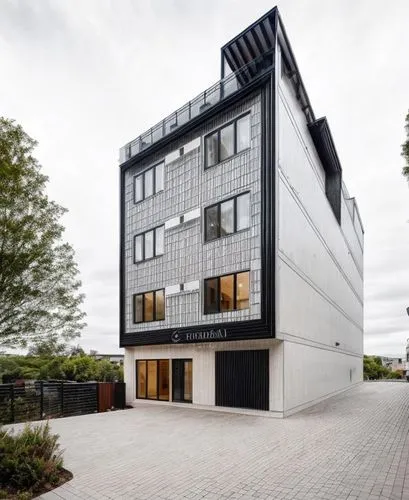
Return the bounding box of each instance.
[152,123,163,143]
[177,105,190,127]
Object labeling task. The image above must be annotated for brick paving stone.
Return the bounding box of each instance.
[6,382,408,500]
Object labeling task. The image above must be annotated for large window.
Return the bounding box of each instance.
[204,113,250,168]
[134,225,164,262]
[133,289,165,323]
[134,161,164,203]
[204,271,249,314]
[136,359,169,400]
[204,192,250,241]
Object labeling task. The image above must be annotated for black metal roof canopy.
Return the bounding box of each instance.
[221,7,277,83]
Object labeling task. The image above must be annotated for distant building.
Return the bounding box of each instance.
[119,7,364,416]
[380,356,405,373]
[90,354,124,366]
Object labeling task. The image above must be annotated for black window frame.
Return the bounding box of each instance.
[136,359,170,401]
[203,271,250,314]
[133,161,165,203]
[204,112,251,169]
[204,191,250,242]
[133,225,165,263]
[133,289,165,323]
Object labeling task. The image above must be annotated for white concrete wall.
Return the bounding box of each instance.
[276,45,364,412]
[283,342,363,415]
[125,339,284,412]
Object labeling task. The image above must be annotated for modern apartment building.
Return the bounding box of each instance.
[119,7,364,416]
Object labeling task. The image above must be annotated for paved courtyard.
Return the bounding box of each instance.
[33,382,409,499]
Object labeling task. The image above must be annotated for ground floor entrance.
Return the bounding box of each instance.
[135,358,192,403]
[215,350,269,411]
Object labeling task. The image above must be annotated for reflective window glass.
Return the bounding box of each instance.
[144,168,154,198]
[144,230,154,259]
[236,114,250,152]
[236,272,249,310]
[134,234,143,262]
[204,278,218,314]
[219,123,235,161]
[147,360,157,399]
[205,132,218,168]
[220,274,234,311]
[137,361,146,398]
[155,290,165,321]
[144,292,154,321]
[236,193,250,231]
[205,205,219,241]
[184,361,192,402]
[158,360,169,401]
[220,199,234,236]
[134,175,143,202]
[134,295,143,323]
[155,162,164,193]
[155,226,164,256]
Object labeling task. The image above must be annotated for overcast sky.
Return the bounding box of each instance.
[1,0,409,356]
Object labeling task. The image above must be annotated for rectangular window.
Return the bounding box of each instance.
[219,123,235,161]
[204,192,250,242]
[136,359,170,401]
[204,113,250,169]
[134,225,165,263]
[204,278,219,314]
[236,192,250,231]
[133,161,165,203]
[205,132,218,168]
[137,361,146,398]
[220,199,234,236]
[204,271,249,314]
[133,289,165,323]
[147,360,157,399]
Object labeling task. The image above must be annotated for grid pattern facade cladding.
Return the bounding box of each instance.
[124,91,262,333]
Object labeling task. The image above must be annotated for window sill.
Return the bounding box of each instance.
[134,254,164,265]
[203,307,250,316]
[134,189,164,206]
[203,226,251,245]
[204,147,250,172]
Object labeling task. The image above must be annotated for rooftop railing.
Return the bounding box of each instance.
[119,51,274,164]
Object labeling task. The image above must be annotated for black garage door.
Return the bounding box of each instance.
[215,350,269,411]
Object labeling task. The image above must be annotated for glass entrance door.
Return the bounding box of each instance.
[172,359,192,403]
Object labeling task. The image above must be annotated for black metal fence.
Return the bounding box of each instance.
[0,381,125,424]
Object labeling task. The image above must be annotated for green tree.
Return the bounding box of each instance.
[0,117,86,350]
[27,339,67,357]
[363,355,389,380]
[401,111,409,179]
[61,356,96,382]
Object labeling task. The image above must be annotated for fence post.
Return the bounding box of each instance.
[40,381,44,420]
[10,384,15,423]
[95,382,99,413]
[61,381,64,417]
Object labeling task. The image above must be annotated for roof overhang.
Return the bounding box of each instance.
[308,117,342,175]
